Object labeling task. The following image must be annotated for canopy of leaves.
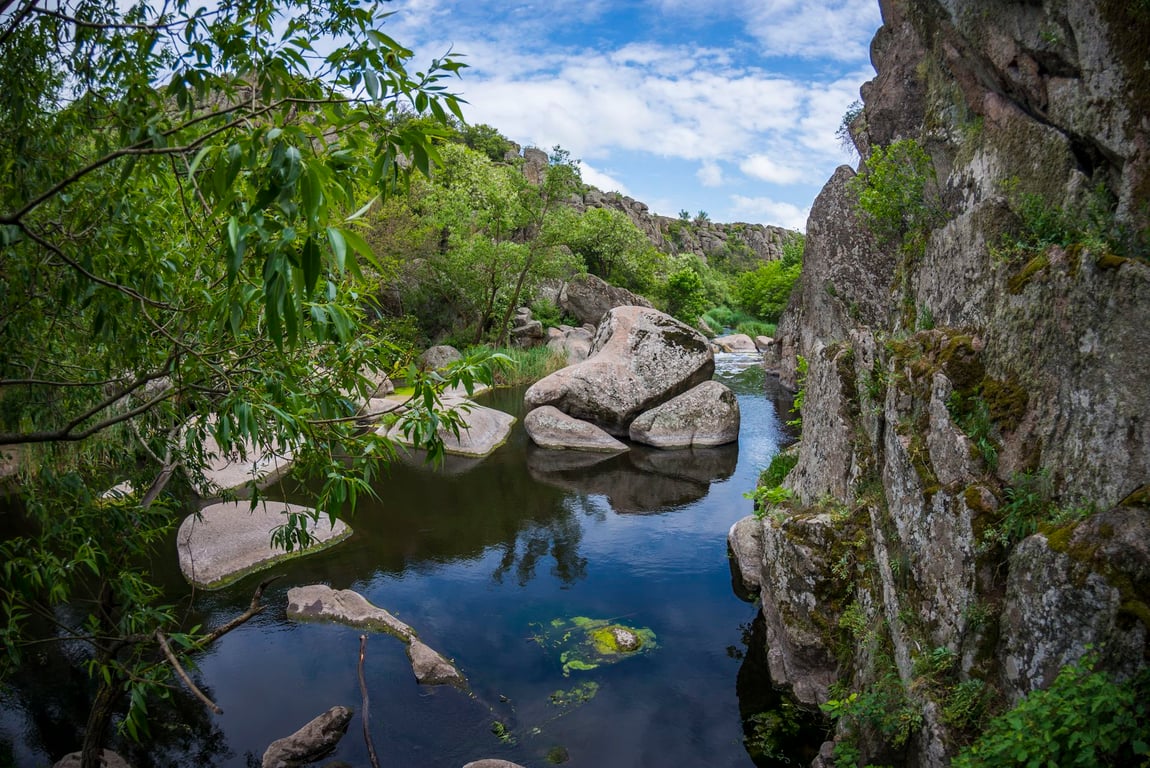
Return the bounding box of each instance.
[0,0,494,760]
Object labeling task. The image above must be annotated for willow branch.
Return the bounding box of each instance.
[156,630,223,715]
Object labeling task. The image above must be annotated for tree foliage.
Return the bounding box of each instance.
[0,0,492,762]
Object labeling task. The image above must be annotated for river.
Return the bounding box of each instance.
[1,354,806,768]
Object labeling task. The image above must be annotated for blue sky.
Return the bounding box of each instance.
[386,0,884,230]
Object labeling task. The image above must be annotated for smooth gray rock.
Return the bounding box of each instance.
[462,761,529,768]
[728,516,764,593]
[192,421,294,496]
[557,273,652,326]
[286,585,467,689]
[547,325,594,364]
[177,501,350,589]
[524,405,629,453]
[754,335,775,351]
[525,306,714,436]
[629,381,740,448]
[510,318,545,348]
[419,344,462,371]
[53,751,132,768]
[261,706,353,768]
[385,401,514,458]
[712,333,758,353]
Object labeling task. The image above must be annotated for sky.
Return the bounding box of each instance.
[385,0,884,230]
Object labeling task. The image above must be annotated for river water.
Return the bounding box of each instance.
[1,354,804,768]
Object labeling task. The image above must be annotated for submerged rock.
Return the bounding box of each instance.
[176,501,350,589]
[532,616,656,676]
[261,706,353,768]
[286,585,467,689]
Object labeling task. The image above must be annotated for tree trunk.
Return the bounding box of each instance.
[80,670,119,768]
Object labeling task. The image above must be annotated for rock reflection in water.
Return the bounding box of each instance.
[526,441,738,514]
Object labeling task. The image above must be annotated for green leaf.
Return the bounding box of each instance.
[326,226,347,272]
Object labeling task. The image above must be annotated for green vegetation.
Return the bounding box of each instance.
[849,139,945,257]
[953,657,1150,767]
[745,700,802,763]
[996,180,1148,265]
[748,451,799,513]
[0,0,503,762]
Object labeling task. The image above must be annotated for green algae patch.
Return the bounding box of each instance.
[532,616,657,676]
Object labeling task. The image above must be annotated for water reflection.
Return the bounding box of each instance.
[527,442,738,515]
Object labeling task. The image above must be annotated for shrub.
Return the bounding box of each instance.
[735,321,776,338]
[733,260,802,322]
[849,138,945,256]
[953,657,1150,767]
[663,265,709,326]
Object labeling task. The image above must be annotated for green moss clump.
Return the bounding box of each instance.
[1007,252,1050,294]
[980,377,1028,432]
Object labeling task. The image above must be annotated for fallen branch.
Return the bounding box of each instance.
[359,634,382,768]
[156,630,223,715]
[200,574,283,645]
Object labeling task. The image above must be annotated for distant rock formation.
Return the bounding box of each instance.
[507,142,798,262]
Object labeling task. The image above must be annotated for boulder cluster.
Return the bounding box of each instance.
[524,306,740,451]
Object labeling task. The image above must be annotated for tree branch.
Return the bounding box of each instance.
[198,574,282,646]
[156,630,223,715]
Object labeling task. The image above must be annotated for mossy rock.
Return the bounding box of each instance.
[532,616,657,676]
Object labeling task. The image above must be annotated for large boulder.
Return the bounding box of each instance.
[558,274,653,326]
[177,501,351,589]
[261,706,353,768]
[524,405,629,453]
[524,306,714,436]
[628,381,740,448]
[547,325,594,364]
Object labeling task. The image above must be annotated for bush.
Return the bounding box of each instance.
[733,260,802,322]
[849,138,945,256]
[953,657,1150,767]
[663,265,709,326]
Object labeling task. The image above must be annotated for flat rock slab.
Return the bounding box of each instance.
[177,501,351,590]
[262,705,353,768]
[524,405,629,452]
[462,762,529,768]
[193,424,294,496]
[384,401,514,458]
[286,585,467,689]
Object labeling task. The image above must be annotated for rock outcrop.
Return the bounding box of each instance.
[547,273,653,326]
[261,706,353,768]
[735,1,1150,765]
[176,501,351,589]
[524,306,713,437]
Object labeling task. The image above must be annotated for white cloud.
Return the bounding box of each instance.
[697,161,724,187]
[581,162,630,195]
[740,154,805,184]
[730,195,811,230]
[737,0,882,62]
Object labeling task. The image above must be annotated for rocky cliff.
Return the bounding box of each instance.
[513,144,796,264]
[738,0,1150,764]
